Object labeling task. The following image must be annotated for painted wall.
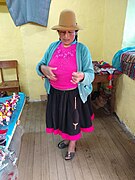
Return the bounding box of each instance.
[103,0,127,62]
[1,0,135,135]
[115,75,135,135]
[0,5,29,95]
[103,0,135,135]
[118,0,135,134]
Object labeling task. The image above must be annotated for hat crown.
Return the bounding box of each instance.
[59,10,77,28]
[51,9,82,31]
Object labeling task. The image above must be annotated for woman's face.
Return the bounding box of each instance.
[58,30,76,46]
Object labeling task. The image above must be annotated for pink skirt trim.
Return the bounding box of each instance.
[46,125,94,141]
[91,113,95,121]
[81,125,94,132]
[46,128,82,140]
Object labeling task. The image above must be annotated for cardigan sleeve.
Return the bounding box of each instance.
[36,41,61,76]
[77,43,95,86]
[36,46,50,77]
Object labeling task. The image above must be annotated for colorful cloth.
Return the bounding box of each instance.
[121,51,135,79]
[112,46,135,71]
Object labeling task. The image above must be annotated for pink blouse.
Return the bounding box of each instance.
[48,43,78,90]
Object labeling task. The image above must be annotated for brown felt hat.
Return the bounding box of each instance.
[51,9,82,31]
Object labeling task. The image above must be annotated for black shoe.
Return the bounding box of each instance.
[58,140,69,149]
[65,151,75,160]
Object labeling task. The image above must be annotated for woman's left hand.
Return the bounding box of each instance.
[71,72,84,84]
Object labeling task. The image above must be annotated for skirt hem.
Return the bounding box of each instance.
[46,125,94,141]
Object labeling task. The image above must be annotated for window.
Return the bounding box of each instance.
[122,0,135,48]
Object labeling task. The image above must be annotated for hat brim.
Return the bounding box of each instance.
[51,25,82,31]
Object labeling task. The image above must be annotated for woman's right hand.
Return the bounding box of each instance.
[41,65,57,80]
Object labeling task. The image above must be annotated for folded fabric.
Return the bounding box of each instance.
[121,51,135,79]
[6,0,51,26]
[112,46,135,71]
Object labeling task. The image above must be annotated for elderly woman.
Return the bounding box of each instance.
[36,9,95,160]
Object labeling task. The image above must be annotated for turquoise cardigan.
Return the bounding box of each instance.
[36,40,94,103]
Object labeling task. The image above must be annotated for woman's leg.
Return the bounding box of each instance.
[65,140,76,160]
[68,140,76,152]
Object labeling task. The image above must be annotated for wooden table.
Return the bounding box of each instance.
[92,72,121,113]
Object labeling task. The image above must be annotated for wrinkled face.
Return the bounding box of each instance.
[58,30,76,46]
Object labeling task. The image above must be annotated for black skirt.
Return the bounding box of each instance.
[46,86,94,141]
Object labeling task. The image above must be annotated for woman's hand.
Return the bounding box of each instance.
[41,65,57,80]
[71,72,84,84]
